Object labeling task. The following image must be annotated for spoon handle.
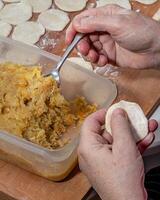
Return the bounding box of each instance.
[56,33,84,72]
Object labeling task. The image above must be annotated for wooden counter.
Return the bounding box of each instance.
[0,1,160,200]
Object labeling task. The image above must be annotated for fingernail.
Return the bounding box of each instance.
[112,108,126,118]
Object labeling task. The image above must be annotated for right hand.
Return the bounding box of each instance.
[66,5,160,68]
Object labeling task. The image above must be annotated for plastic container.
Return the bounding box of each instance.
[0,36,117,181]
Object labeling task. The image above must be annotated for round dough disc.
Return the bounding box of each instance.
[134,0,157,4]
[24,0,52,13]
[96,0,131,9]
[105,100,148,142]
[67,57,93,71]
[0,3,32,25]
[55,0,88,12]
[12,22,45,45]
[0,21,12,37]
[38,9,70,31]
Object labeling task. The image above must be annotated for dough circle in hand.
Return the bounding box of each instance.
[24,0,52,13]
[54,0,88,12]
[96,0,131,9]
[134,0,157,4]
[105,100,148,142]
[38,9,70,31]
[12,21,45,45]
[67,57,93,71]
[0,3,32,25]
[0,21,12,37]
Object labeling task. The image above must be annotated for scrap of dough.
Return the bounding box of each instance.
[96,0,131,9]
[68,57,93,71]
[105,100,148,142]
[0,3,32,25]
[54,0,88,12]
[12,22,45,45]
[0,1,3,10]
[153,8,160,21]
[38,9,70,31]
[133,0,157,4]
[0,21,12,37]
[24,0,52,13]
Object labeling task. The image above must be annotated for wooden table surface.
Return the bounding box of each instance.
[0,1,160,200]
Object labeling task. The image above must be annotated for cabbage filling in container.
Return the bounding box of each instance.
[0,37,117,181]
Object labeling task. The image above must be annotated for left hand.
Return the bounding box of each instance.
[78,109,158,200]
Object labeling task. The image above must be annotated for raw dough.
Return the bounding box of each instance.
[24,0,52,13]
[0,21,12,37]
[0,2,32,25]
[54,0,88,12]
[96,0,131,9]
[12,22,45,45]
[153,8,160,21]
[68,57,93,71]
[105,100,148,142]
[133,0,157,4]
[0,1,3,10]
[38,9,70,31]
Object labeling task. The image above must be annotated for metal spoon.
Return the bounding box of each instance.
[46,33,84,84]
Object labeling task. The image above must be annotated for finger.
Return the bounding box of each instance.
[111,108,137,153]
[149,119,158,132]
[93,41,102,51]
[87,49,99,63]
[66,5,128,44]
[82,109,106,135]
[101,130,113,144]
[72,5,127,32]
[65,22,77,45]
[138,132,155,154]
[77,37,90,56]
[89,34,99,43]
[97,55,108,66]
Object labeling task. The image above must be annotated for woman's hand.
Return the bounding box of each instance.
[78,109,158,200]
[66,5,160,68]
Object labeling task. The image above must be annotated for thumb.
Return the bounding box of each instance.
[111,108,137,153]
